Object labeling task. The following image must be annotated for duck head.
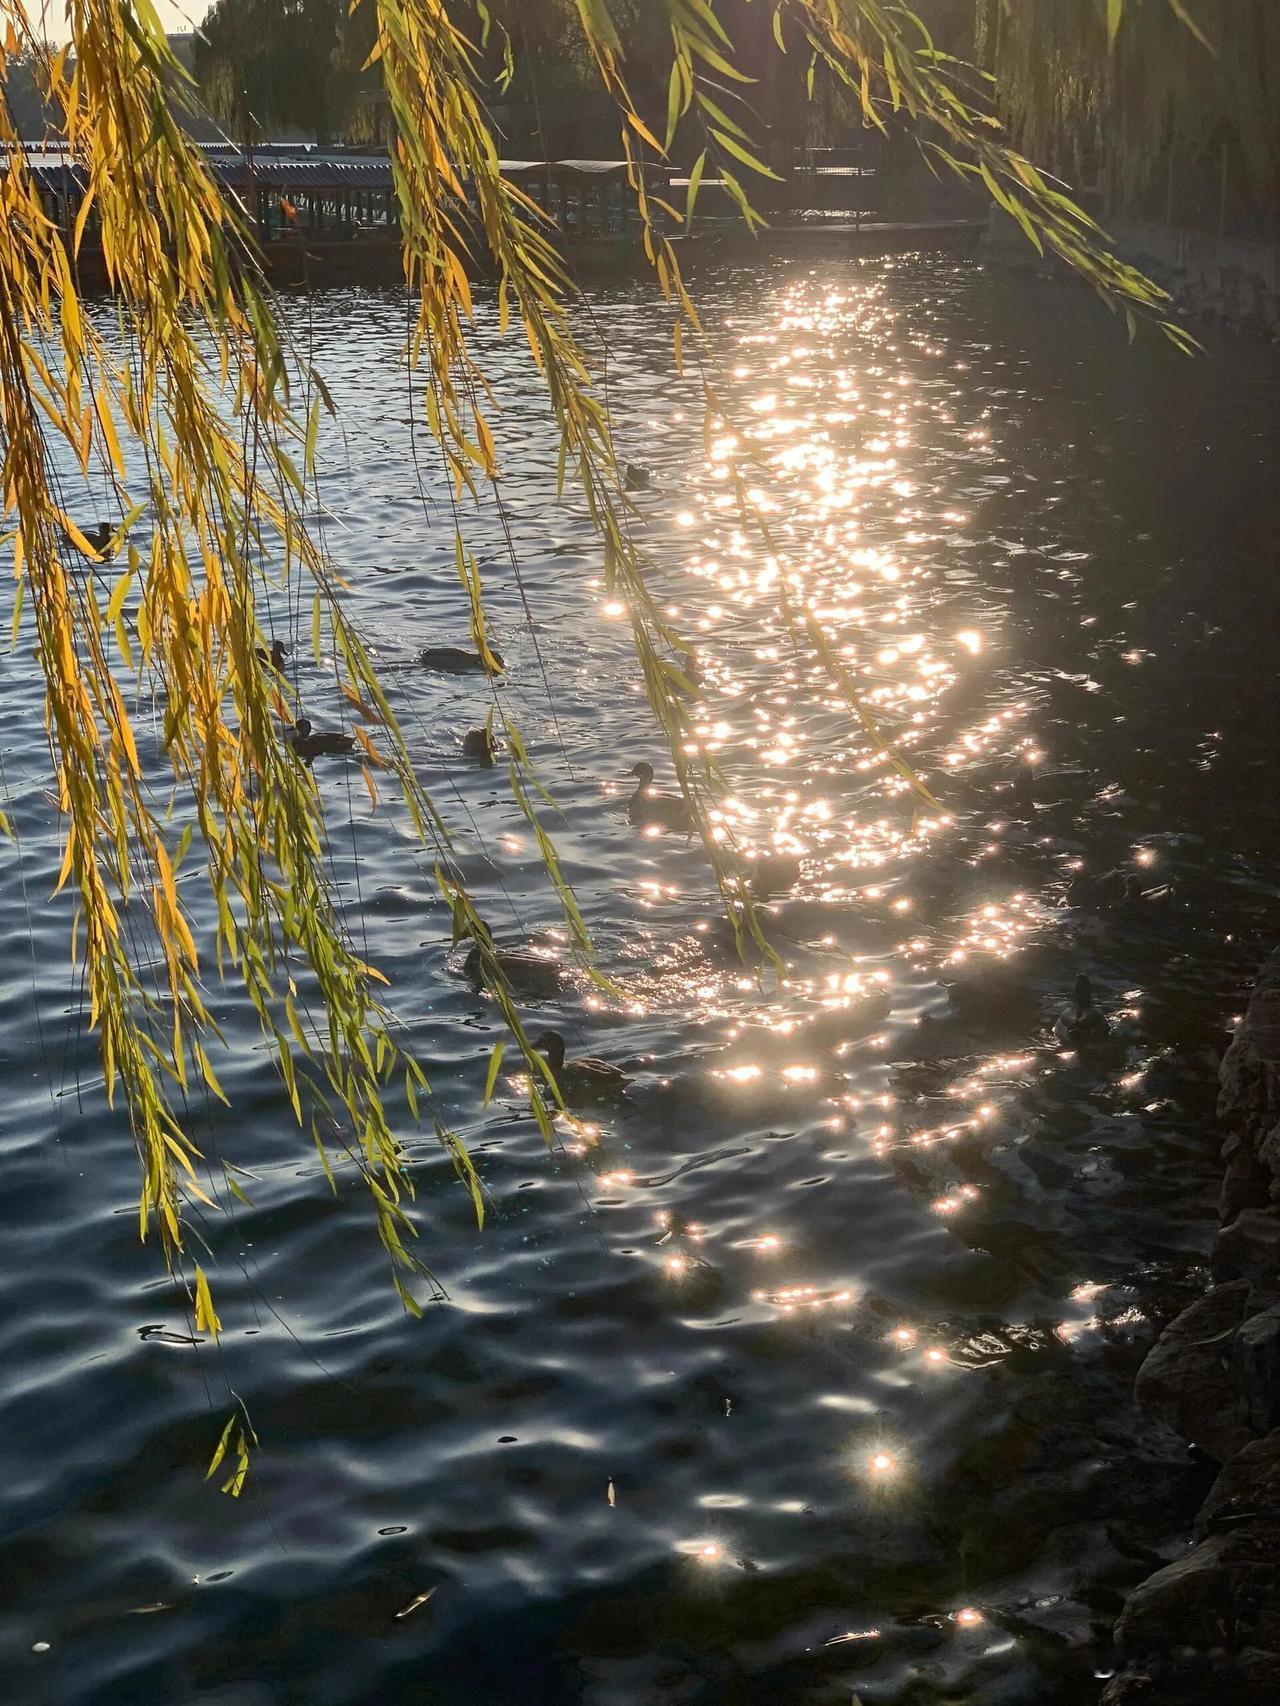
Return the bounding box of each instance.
[293,717,313,738]
[532,1030,566,1072]
[630,762,654,786]
[1072,973,1094,1011]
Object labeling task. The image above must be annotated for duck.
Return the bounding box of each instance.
[419,644,505,675]
[1053,973,1110,1046]
[624,463,651,492]
[285,717,354,761]
[462,726,497,766]
[462,941,563,998]
[744,853,806,898]
[67,521,117,561]
[257,638,290,671]
[532,1030,629,1105]
[627,762,694,834]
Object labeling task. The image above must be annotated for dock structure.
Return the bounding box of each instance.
[17,142,980,285]
[21,143,672,256]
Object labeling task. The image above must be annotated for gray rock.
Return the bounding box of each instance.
[1200,1429,1280,1534]
[1221,1145,1272,1223]
[1218,962,1280,1190]
[1116,1525,1280,1655]
[1233,1307,1280,1436]
[1214,1210,1280,1292]
[1135,1282,1254,1461]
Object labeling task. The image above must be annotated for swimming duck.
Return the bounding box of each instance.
[462,941,563,998]
[257,638,290,671]
[419,644,506,675]
[627,762,694,834]
[532,1030,629,1105]
[67,521,117,561]
[462,726,497,766]
[285,717,354,761]
[1053,973,1110,1046]
[624,463,651,492]
[744,853,806,898]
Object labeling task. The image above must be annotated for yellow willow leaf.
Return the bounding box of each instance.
[626,109,665,154]
[195,1042,229,1106]
[340,683,382,722]
[77,405,93,474]
[445,247,473,318]
[72,181,98,257]
[53,826,76,897]
[352,725,384,767]
[94,386,126,479]
[360,763,379,810]
[154,837,179,919]
[193,1265,221,1339]
[206,1414,236,1481]
[57,513,98,559]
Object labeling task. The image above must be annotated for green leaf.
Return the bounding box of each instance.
[710,128,782,182]
[685,149,707,224]
[483,1040,505,1106]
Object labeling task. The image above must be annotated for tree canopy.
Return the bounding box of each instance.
[193,0,377,142]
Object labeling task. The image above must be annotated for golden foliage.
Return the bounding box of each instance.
[0,4,1185,1481]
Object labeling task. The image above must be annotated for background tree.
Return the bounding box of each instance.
[193,0,377,143]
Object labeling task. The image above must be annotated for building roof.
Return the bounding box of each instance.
[15,144,667,199]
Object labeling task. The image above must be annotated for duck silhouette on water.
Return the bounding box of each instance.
[66,521,118,561]
[419,644,505,675]
[462,726,497,766]
[462,939,564,998]
[627,762,694,835]
[532,1030,629,1105]
[257,638,289,671]
[1053,974,1111,1046]
[285,717,354,761]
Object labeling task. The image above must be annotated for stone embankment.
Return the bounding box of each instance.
[1103,953,1280,1704]
[982,208,1280,342]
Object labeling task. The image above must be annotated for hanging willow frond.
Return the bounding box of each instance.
[0,0,1195,1355]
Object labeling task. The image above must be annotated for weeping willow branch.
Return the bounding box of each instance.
[0,0,1205,1485]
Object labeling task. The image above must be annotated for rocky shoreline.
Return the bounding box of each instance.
[981,208,1280,343]
[1102,952,1280,1703]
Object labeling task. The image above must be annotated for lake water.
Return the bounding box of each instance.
[3,254,1279,1706]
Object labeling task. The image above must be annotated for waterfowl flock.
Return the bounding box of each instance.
[260,603,1145,1129]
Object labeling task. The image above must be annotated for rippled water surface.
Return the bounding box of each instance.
[3,256,1280,1706]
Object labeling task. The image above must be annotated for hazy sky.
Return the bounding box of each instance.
[23,0,202,39]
